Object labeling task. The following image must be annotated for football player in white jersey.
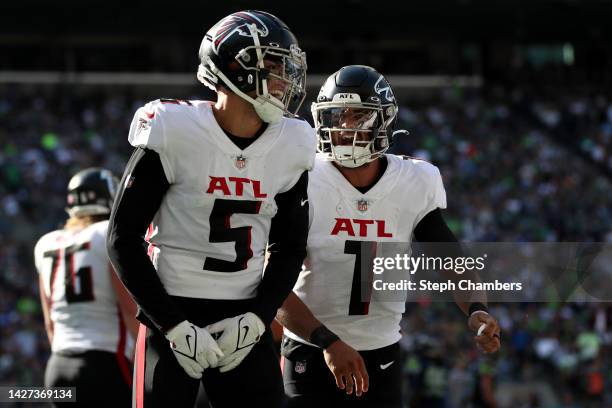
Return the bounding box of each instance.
[106,10,314,408]
[35,168,138,407]
[276,65,501,407]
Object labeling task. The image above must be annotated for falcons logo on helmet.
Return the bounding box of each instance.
[374,75,395,102]
[212,11,269,54]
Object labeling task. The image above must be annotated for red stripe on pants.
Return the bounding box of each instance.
[135,324,147,408]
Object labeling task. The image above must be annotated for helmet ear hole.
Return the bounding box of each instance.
[228,61,241,71]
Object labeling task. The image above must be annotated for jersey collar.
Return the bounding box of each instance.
[322,154,401,200]
[203,102,282,157]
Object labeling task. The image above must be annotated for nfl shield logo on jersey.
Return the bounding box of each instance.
[357,199,368,212]
[235,155,247,169]
[295,361,307,374]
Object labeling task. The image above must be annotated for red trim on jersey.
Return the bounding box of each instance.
[83,242,95,301]
[69,248,76,289]
[115,309,132,387]
[135,324,147,408]
[280,355,285,375]
[145,224,153,257]
[145,223,157,259]
[48,248,62,311]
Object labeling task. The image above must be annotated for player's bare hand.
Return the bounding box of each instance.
[323,340,369,396]
[469,312,501,353]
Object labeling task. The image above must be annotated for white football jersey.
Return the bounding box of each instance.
[284,154,447,350]
[128,99,316,299]
[34,221,133,356]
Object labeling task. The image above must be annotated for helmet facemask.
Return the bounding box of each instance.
[243,44,306,117]
[313,102,392,168]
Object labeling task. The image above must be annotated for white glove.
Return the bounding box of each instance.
[206,312,265,373]
[165,320,224,379]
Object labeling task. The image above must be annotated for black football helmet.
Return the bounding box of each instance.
[312,65,398,168]
[197,10,307,123]
[65,168,118,217]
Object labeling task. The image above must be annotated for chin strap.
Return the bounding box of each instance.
[332,145,376,168]
[330,128,379,168]
[198,60,284,123]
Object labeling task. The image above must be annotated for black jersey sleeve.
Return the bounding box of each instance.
[106,147,186,333]
[413,208,488,314]
[413,208,458,242]
[251,171,309,326]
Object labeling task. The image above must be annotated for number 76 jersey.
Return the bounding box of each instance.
[34,221,130,355]
[285,154,447,351]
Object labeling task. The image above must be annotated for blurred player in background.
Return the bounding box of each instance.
[35,168,138,407]
[277,65,501,408]
[106,10,314,408]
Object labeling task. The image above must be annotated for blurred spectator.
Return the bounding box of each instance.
[1,84,611,407]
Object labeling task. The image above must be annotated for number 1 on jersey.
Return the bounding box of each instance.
[344,240,377,315]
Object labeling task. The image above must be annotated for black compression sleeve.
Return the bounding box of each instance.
[413,208,458,242]
[106,148,186,333]
[414,208,487,314]
[252,171,309,326]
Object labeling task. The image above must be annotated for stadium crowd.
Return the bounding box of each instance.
[0,83,610,407]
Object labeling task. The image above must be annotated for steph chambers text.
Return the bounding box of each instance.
[373,279,523,292]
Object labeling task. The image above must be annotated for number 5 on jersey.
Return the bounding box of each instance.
[204,199,262,272]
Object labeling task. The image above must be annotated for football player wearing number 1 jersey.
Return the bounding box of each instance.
[276,66,501,407]
[34,168,138,407]
[106,10,314,408]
